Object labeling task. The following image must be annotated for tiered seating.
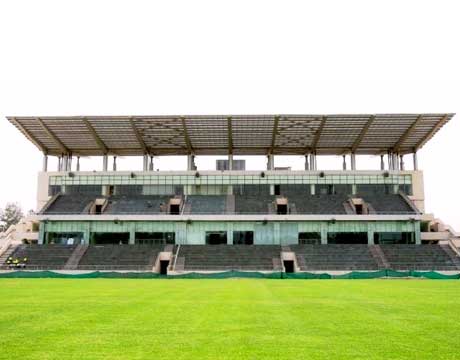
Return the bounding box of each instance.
[380,244,458,270]
[104,195,171,214]
[179,245,281,271]
[43,194,94,214]
[77,244,164,270]
[184,195,227,214]
[291,244,379,270]
[361,194,416,214]
[235,195,275,214]
[292,195,348,214]
[6,244,77,269]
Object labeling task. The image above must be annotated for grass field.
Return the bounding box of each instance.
[0,279,459,360]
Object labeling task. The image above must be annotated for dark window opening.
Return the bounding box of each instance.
[298,232,321,245]
[95,204,103,215]
[170,204,180,215]
[233,231,254,245]
[136,232,175,245]
[92,232,129,245]
[206,231,227,245]
[355,204,363,215]
[327,232,368,244]
[374,232,415,245]
[277,204,287,215]
[108,186,115,196]
[274,185,281,195]
[46,232,84,245]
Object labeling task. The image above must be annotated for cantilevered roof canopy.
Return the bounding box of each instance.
[7,114,454,156]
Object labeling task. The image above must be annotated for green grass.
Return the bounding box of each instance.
[0,279,459,360]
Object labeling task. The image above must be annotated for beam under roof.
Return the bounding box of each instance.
[311,116,326,150]
[181,117,193,154]
[351,115,375,153]
[227,116,233,155]
[10,117,48,153]
[83,118,108,154]
[36,117,69,154]
[129,117,148,154]
[393,115,423,152]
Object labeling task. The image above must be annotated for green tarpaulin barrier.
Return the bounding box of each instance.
[0,270,458,279]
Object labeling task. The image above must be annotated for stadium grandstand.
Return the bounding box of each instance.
[1,113,459,275]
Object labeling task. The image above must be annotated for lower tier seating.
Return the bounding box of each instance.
[6,244,77,269]
[380,244,458,270]
[179,245,281,271]
[77,244,164,270]
[291,244,379,270]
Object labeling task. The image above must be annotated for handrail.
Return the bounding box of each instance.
[172,244,181,271]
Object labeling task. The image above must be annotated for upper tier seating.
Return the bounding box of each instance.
[104,195,171,214]
[291,195,348,214]
[179,245,281,271]
[380,244,458,270]
[359,194,416,214]
[77,244,164,270]
[235,195,275,214]
[291,244,379,270]
[5,244,77,269]
[44,194,94,214]
[184,195,227,214]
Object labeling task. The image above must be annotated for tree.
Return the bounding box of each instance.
[0,203,24,232]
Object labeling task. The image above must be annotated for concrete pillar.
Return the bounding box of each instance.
[187,154,196,171]
[304,154,310,170]
[350,153,356,170]
[227,223,233,245]
[149,156,154,171]
[393,154,399,171]
[129,225,135,245]
[414,221,421,245]
[413,152,418,170]
[112,156,117,171]
[310,184,315,195]
[103,155,108,171]
[42,154,48,172]
[266,154,274,170]
[62,155,68,172]
[400,155,404,171]
[57,156,61,171]
[380,155,385,171]
[320,223,328,244]
[143,155,148,171]
[367,224,374,245]
[76,156,80,171]
[342,155,347,170]
[352,184,357,195]
[228,154,234,170]
[387,152,392,170]
[68,156,72,171]
[309,154,315,171]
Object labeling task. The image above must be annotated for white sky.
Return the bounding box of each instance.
[0,0,459,230]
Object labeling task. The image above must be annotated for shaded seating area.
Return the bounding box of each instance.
[184,195,227,214]
[103,195,171,214]
[179,245,281,271]
[360,194,417,214]
[234,195,275,214]
[77,244,164,270]
[43,194,94,214]
[291,244,379,270]
[380,244,459,270]
[5,244,77,269]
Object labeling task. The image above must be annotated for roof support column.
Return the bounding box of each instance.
[393,153,400,171]
[304,154,310,171]
[309,153,316,170]
[342,155,347,170]
[68,155,72,171]
[62,155,69,172]
[400,155,405,171]
[228,154,234,171]
[76,156,80,171]
[149,156,154,171]
[187,154,196,171]
[413,152,418,170]
[103,155,108,172]
[57,156,61,171]
[113,156,117,171]
[380,155,385,171]
[42,154,48,172]
[142,155,148,171]
[266,154,274,170]
[350,153,356,171]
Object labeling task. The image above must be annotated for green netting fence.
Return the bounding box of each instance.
[0,270,459,279]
